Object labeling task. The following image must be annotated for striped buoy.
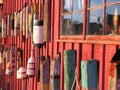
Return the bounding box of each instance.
[26,55,35,77]
[27,44,35,77]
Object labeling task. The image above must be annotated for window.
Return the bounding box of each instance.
[86,0,120,35]
[60,0,120,37]
[87,0,103,35]
[61,0,84,36]
[87,8,103,35]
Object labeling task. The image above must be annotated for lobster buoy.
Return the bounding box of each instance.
[27,56,35,77]
[17,67,27,79]
[27,44,35,77]
[6,61,12,75]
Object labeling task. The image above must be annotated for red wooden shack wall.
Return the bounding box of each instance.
[2,0,119,90]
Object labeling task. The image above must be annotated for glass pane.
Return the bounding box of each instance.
[107,0,120,4]
[61,15,72,35]
[73,0,84,10]
[87,9,103,35]
[87,0,103,8]
[72,12,83,35]
[62,0,72,13]
[106,5,120,35]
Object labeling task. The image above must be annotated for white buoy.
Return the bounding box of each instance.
[27,44,35,77]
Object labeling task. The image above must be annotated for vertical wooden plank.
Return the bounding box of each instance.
[64,43,75,90]
[3,0,6,89]
[36,0,38,3]
[34,46,38,90]
[82,44,92,60]
[81,43,93,90]
[104,45,116,90]
[53,0,59,57]
[74,43,81,90]
[43,0,51,42]
[13,0,15,12]
[58,42,65,90]
[14,0,17,89]
[26,38,29,90]
[32,0,35,3]
[64,49,76,90]
[23,41,26,90]
[28,0,30,5]
[94,44,105,90]
[13,0,16,86]
[16,1,20,90]
[19,0,23,89]
[32,38,37,90]
[48,0,54,60]
[65,42,73,50]
[11,0,14,90]
[3,0,6,15]
[14,37,17,90]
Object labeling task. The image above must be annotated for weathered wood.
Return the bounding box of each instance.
[108,63,116,90]
[104,45,116,90]
[94,44,104,90]
[64,50,76,90]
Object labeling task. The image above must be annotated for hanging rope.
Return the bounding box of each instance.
[71,68,81,90]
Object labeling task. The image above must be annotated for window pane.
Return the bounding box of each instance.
[107,0,120,4]
[87,9,103,35]
[62,0,72,13]
[73,0,84,10]
[106,5,120,35]
[87,0,103,8]
[61,15,72,35]
[72,12,83,35]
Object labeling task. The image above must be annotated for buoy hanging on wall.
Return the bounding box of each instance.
[17,67,27,79]
[6,61,12,75]
[27,44,35,77]
[33,20,44,46]
[33,19,44,82]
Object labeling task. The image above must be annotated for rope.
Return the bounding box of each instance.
[71,68,81,90]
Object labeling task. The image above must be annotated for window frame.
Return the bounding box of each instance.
[59,0,120,41]
[60,0,85,40]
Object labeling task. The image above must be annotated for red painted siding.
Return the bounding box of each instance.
[1,0,120,90]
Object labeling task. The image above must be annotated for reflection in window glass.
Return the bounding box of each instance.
[88,0,102,8]
[87,9,103,35]
[62,0,72,13]
[106,0,120,4]
[72,12,83,35]
[73,0,84,10]
[106,5,120,35]
[61,15,71,35]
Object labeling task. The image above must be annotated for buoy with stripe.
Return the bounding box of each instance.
[27,44,35,77]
